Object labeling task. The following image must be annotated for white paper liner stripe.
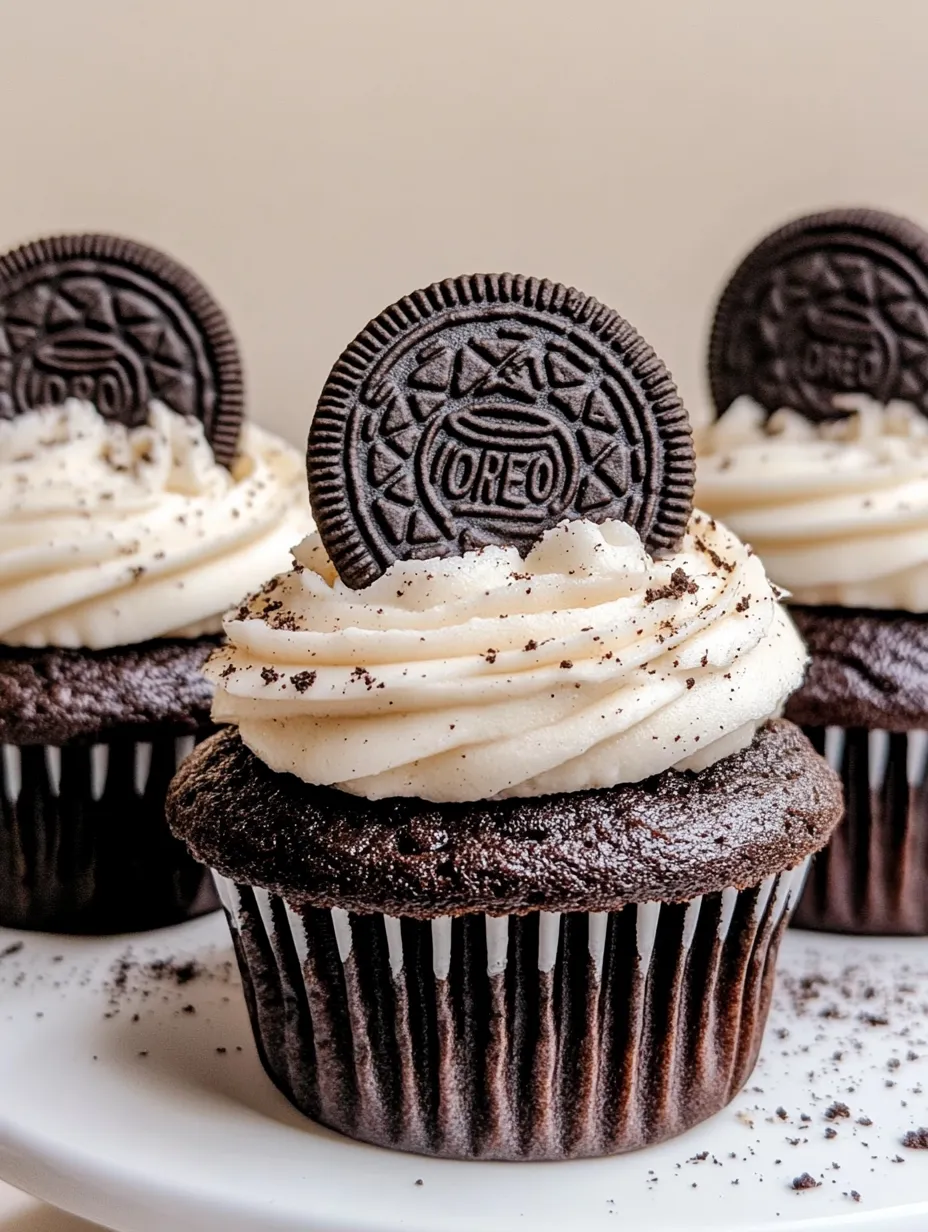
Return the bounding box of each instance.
[485,915,509,977]
[285,903,310,968]
[90,744,108,801]
[213,867,807,985]
[587,912,609,979]
[868,729,891,792]
[824,726,845,772]
[134,742,152,795]
[2,744,22,804]
[791,858,810,911]
[384,916,405,978]
[1,737,204,809]
[254,887,277,945]
[907,730,928,787]
[174,735,196,768]
[44,746,61,797]
[752,874,775,925]
[537,912,561,974]
[771,857,810,924]
[211,873,242,928]
[635,902,661,976]
[681,896,702,950]
[431,918,452,980]
[718,886,738,941]
[330,907,353,963]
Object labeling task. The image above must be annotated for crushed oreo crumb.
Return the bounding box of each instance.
[791,1172,820,1191]
[645,567,699,604]
[824,1102,851,1121]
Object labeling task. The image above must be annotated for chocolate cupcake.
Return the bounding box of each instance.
[168,273,841,1159]
[0,233,307,933]
[698,208,928,934]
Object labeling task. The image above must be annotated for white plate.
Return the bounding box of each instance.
[0,1180,104,1231]
[0,915,926,1232]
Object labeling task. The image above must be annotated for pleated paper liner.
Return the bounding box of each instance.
[792,726,928,935]
[0,727,218,934]
[213,861,808,1160]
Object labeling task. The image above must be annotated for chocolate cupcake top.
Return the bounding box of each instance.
[0,638,218,744]
[0,233,310,650]
[170,719,841,913]
[698,209,928,612]
[785,606,928,732]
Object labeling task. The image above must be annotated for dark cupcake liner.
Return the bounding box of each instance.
[792,725,928,935]
[213,860,808,1160]
[0,728,218,934]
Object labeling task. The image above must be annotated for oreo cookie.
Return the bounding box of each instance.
[0,233,243,465]
[709,208,928,423]
[309,274,694,588]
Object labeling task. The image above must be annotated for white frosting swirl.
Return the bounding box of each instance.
[0,400,308,648]
[696,395,928,611]
[209,512,806,802]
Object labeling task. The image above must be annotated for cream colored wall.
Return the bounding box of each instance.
[1,0,927,442]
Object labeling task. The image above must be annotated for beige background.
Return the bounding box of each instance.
[1,0,928,445]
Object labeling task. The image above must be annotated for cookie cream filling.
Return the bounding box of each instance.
[696,394,928,611]
[208,512,806,802]
[0,400,308,648]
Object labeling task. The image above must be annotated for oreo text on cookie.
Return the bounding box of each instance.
[419,404,580,541]
[709,208,928,424]
[0,233,243,465]
[309,274,694,589]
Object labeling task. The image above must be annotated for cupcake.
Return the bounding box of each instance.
[0,233,307,933]
[698,207,928,934]
[168,274,841,1159]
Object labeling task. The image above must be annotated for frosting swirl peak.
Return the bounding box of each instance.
[209,512,805,802]
[696,394,928,611]
[0,400,307,648]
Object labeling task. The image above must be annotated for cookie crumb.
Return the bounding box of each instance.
[824,1102,850,1121]
[791,1173,820,1191]
[902,1128,928,1150]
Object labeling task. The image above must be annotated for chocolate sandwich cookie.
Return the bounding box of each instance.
[709,208,928,423]
[309,274,694,587]
[0,232,243,464]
